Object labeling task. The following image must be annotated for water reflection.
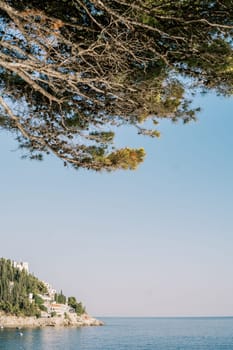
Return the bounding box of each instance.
[1,318,233,350]
[0,328,83,350]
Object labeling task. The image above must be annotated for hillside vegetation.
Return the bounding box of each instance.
[0,258,47,316]
[0,258,85,317]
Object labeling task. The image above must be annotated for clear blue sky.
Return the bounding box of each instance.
[1,92,233,317]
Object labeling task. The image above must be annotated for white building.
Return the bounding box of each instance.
[42,282,56,299]
[48,303,71,316]
[13,261,29,273]
[28,293,33,303]
[38,294,53,302]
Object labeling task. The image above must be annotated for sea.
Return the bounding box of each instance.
[1,317,233,349]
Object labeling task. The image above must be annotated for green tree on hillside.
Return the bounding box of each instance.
[55,291,66,304]
[68,296,86,316]
[0,1,232,170]
[0,258,47,316]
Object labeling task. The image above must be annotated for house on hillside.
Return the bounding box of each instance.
[48,303,72,316]
[42,281,56,299]
[13,261,29,273]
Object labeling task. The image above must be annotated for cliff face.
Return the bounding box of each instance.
[0,312,103,328]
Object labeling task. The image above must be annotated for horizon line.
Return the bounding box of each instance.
[96,315,233,318]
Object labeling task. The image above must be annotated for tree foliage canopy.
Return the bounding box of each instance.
[0,0,232,170]
[68,296,86,315]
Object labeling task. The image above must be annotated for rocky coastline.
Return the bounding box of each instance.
[0,312,104,329]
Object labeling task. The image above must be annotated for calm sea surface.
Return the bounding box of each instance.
[1,317,233,349]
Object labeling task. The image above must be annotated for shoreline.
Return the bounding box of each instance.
[0,312,104,329]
